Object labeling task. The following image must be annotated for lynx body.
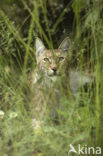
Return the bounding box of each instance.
[29,37,93,122]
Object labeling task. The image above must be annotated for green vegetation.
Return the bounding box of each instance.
[0,0,103,156]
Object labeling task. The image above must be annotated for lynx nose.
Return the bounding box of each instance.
[52,68,56,75]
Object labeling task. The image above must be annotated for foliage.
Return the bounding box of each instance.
[0,0,103,156]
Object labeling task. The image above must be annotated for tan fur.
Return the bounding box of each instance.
[35,37,70,81]
[28,37,71,119]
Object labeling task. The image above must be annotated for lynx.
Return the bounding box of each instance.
[32,37,92,95]
[28,37,93,123]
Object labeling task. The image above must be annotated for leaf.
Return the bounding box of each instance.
[85,7,99,28]
[72,0,85,15]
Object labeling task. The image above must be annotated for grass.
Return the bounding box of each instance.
[0,0,103,156]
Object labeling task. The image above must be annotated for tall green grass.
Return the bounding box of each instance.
[0,0,103,156]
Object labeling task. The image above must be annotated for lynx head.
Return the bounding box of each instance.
[35,37,70,80]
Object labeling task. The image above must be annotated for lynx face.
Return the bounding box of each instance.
[35,37,70,80]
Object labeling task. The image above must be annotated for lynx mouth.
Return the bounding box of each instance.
[47,69,61,77]
[49,73,61,77]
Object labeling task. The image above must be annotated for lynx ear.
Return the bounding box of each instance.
[35,38,46,56]
[58,37,70,52]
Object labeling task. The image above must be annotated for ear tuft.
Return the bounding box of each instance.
[58,37,70,52]
[35,38,46,56]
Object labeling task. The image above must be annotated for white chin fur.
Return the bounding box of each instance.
[48,69,54,76]
[49,76,57,82]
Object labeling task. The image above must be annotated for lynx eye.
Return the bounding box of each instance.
[43,57,50,62]
[58,57,64,62]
